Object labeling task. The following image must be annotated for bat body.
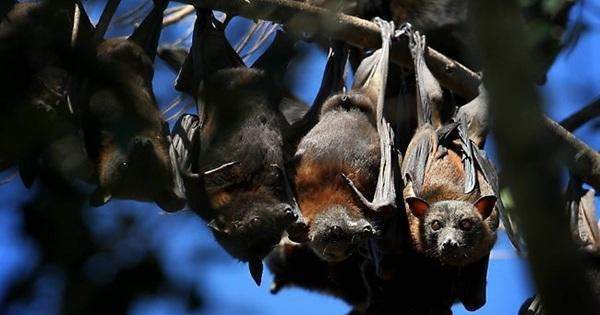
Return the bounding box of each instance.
[290,42,393,262]
[267,240,368,312]
[170,11,300,285]
[0,2,92,182]
[292,91,380,262]
[80,1,185,211]
[401,30,498,268]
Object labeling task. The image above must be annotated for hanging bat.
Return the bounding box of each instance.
[288,19,398,263]
[168,9,302,286]
[266,239,369,312]
[399,27,499,311]
[0,1,95,182]
[521,177,600,315]
[77,0,185,212]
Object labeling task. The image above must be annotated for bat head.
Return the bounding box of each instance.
[208,191,297,258]
[320,92,377,123]
[406,195,497,266]
[309,204,376,262]
[93,128,184,212]
[207,191,297,285]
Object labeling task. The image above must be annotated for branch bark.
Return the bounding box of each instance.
[174,0,481,98]
[471,1,599,314]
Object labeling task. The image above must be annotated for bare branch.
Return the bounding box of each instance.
[545,118,600,191]
[560,97,600,132]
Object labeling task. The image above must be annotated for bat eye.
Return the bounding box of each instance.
[249,217,261,227]
[430,220,442,231]
[459,219,473,231]
[119,161,128,170]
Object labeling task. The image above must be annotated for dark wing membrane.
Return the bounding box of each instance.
[252,29,296,83]
[473,146,522,251]
[408,28,443,128]
[401,125,438,195]
[171,114,214,217]
[456,84,490,148]
[176,9,244,97]
[458,114,476,193]
[127,0,168,61]
[456,255,490,311]
[285,42,348,145]
[171,114,201,174]
[279,93,309,125]
[93,0,122,42]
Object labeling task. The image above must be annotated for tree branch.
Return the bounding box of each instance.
[560,97,600,132]
[546,118,600,191]
[174,0,481,98]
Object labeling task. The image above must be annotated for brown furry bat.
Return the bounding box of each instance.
[401,29,498,267]
[168,10,302,285]
[289,20,399,263]
[77,0,185,211]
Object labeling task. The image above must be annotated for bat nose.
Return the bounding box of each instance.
[329,225,344,241]
[132,136,153,150]
[283,206,298,222]
[361,225,375,237]
[443,239,459,250]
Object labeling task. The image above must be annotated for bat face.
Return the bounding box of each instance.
[89,39,184,211]
[96,130,182,210]
[407,196,496,266]
[208,191,297,262]
[309,205,375,262]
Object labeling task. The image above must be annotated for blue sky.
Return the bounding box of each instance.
[1,1,600,314]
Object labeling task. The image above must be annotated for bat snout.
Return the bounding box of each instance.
[328,225,345,242]
[282,205,298,222]
[131,136,154,155]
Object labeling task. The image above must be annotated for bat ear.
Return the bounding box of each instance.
[90,187,113,207]
[248,259,264,286]
[207,219,230,235]
[128,0,168,62]
[473,195,497,220]
[406,197,429,218]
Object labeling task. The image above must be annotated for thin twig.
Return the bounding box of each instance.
[163,5,195,27]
